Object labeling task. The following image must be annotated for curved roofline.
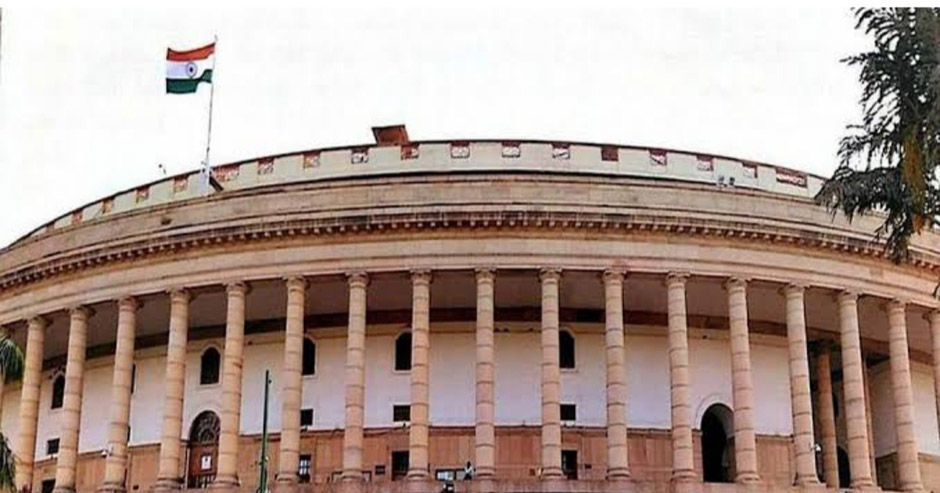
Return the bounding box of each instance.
[8,138,829,248]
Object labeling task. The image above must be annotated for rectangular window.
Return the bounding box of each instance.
[601,145,619,162]
[391,450,409,480]
[298,454,312,483]
[393,405,411,423]
[300,408,314,427]
[46,438,59,455]
[560,404,577,422]
[41,480,55,493]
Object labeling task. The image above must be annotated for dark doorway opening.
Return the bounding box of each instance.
[561,450,578,480]
[391,450,409,481]
[187,410,220,489]
[837,447,851,489]
[701,403,734,483]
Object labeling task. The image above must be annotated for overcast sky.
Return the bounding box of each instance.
[0,7,871,248]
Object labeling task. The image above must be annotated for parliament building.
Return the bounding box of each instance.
[1,126,939,493]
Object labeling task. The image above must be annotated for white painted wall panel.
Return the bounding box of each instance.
[2,384,21,451]
[625,334,670,429]
[688,337,733,429]
[239,340,283,434]
[494,331,540,425]
[35,370,63,461]
[751,343,792,436]
[301,336,346,430]
[363,334,409,427]
[912,363,940,455]
[871,361,940,457]
[183,341,223,440]
[129,353,166,445]
[77,362,112,452]
[428,332,474,426]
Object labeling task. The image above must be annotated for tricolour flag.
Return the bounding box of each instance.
[166,43,215,94]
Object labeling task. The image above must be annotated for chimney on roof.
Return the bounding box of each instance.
[372,124,410,147]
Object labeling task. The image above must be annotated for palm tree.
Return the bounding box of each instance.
[0,335,25,492]
[815,8,940,261]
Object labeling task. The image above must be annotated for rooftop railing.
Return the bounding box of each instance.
[16,140,825,245]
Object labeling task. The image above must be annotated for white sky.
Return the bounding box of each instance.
[0,6,871,248]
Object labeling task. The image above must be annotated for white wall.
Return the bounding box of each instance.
[871,360,940,457]
[2,325,798,460]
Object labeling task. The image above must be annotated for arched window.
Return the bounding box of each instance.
[395,332,412,371]
[200,347,220,385]
[302,338,316,376]
[51,374,65,409]
[559,330,575,369]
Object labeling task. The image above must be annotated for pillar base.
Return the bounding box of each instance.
[404,477,437,493]
[336,478,364,493]
[210,476,240,493]
[272,474,298,493]
[150,478,183,493]
[796,481,828,493]
[52,487,75,493]
[470,477,497,493]
[670,476,701,493]
[96,482,127,493]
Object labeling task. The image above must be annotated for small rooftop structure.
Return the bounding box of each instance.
[372,124,410,146]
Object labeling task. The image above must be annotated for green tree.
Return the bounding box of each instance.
[816,8,940,261]
[0,335,24,492]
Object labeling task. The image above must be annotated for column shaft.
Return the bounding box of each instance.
[887,301,923,491]
[603,269,629,479]
[725,278,758,483]
[214,283,248,489]
[155,290,190,491]
[100,298,139,492]
[342,273,368,482]
[862,362,878,485]
[474,269,496,479]
[666,274,695,482]
[815,346,839,488]
[539,268,563,479]
[783,285,819,485]
[408,271,432,480]
[930,311,940,479]
[276,277,307,486]
[838,292,874,488]
[15,317,46,492]
[53,307,91,493]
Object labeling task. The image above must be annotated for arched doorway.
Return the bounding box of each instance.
[837,447,851,489]
[187,410,220,489]
[701,404,734,483]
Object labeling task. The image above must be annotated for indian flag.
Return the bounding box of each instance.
[166,43,214,94]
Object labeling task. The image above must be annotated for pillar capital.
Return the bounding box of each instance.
[225,281,249,296]
[167,288,191,303]
[347,271,369,288]
[722,276,748,291]
[68,305,94,319]
[782,282,807,297]
[836,290,860,304]
[27,315,49,329]
[117,296,141,312]
[284,276,308,292]
[665,272,689,288]
[925,308,940,322]
[884,298,908,313]
[602,267,626,284]
[539,267,562,282]
[410,269,433,285]
[475,267,496,283]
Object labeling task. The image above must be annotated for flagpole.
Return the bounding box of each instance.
[203,34,218,195]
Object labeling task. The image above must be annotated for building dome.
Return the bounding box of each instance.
[1,131,939,493]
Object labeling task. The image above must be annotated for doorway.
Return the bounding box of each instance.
[561,450,578,480]
[187,410,220,489]
[837,447,851,489]
[701,403,734,483]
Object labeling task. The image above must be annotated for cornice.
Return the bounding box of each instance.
[0,207,936,295]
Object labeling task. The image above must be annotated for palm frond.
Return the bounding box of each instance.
[0,433,16,492]
[0,337,24,384]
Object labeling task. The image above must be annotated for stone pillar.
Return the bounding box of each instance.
[539,268,563,479]
[276,277,307,488]
[99,298,140,493]
[154,289,190,491]
[815,345,839,488]
[602,269,629,480]
[15,316,47,492]
[474,268,496,480]
[213,282,248,490]
[837,291,875,488]
[862,360,878,485]
[342,273,368,483]
[408,270,432,481]
[665,273,695,484]
[929,310,940,475]
[724,278,759,483]
[783,284,820,486]
[886,300,923,492]
[53,307,91,493]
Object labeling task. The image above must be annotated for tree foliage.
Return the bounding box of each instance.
[816,8,940,260]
